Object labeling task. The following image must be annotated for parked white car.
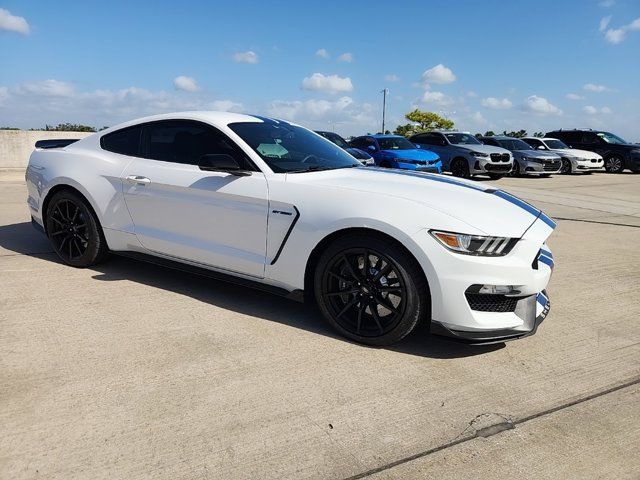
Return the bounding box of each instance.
[522,137,604,174]
[26,112,555,345]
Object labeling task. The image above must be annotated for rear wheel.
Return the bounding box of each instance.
[450,158,470,179]
[560,158,572,174]
[45,190,108,267]
[314,234,428,346]
[604,155,624,173]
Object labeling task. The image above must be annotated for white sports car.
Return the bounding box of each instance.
[26,112,555,345]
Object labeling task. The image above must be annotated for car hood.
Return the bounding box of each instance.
[287,168,549,237]
[551,148,601,159]
[454,144,511,155]
[515,150,560,159]
[382,148,439,161]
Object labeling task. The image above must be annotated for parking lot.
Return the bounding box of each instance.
[1,170,639,479]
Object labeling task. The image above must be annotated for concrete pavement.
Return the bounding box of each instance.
[1,171,639,479]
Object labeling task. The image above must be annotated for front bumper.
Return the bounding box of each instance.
[574,158,604,171]
[520,159,561,174]
[472,160,513,174]
[396,160,442,173]
[430,290,550,344]
[410,215,555,343]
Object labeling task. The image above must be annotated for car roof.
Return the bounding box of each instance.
[481,135,516,140]
[101,111,295,134]
[523,137,562,141]
[372,134,404,138]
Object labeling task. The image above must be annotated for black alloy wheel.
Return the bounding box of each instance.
[451,159,470,179]
[46,190,107,267]
[314,234,428,345]
[560,158,572,174]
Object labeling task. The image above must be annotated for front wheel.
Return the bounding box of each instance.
[560,158,572,174]
[314,234,429,346]
[450,159,470,179]
[604,155,624,173]
[45,190,108,267]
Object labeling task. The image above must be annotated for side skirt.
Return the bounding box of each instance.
[112,251,305,303]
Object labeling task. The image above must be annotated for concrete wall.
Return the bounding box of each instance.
[0,130,94,169]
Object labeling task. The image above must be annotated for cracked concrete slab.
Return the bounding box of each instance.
[1,172,639,479]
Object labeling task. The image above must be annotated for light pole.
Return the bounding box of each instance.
[381,88,388,133]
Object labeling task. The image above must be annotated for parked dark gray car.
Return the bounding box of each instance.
[480,136,561,176]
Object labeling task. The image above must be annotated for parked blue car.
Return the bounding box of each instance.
[349,134,442,172]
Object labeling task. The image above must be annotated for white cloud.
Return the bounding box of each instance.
[584,105,613,115]
[233,51,259,64]
[565,93,584,100]
[602,16,640,44]
[337,52,353,63]
[421,64,456,85]
[599,0,615,7]
[421,91,453,106]
[583,83,611,92]
[466,91,478,98]
[315,48,329,59]
[0,8,29,35]
[266,96,377,135]
[481,97,513,110]
[599,15,612,32]
[605,27,626,44]
[384,74,399,82]
[301,73,354,94]
[173,75,199,92]
[211,100,244,112]
[19,79,74,97]
[470,111,486,124]
[522,95,562,115]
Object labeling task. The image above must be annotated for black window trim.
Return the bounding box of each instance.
[100,119,259,171]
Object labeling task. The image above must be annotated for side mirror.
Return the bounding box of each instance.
[198,154,250,176]
[367,145,376,151]
[414,144,422,148]
[537,145,546,150]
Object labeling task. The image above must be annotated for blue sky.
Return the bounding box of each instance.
[1,0,639,139]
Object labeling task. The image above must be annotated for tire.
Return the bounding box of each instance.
[450,158,470,179]
[45,189,108,267]
[314,233,429,346]
[380,161,391,168]
[488,173,504,180]
[604,155,624,173]
[560,158,572,174]
[510,161,522,177]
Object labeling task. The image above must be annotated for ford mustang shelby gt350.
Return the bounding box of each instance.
[26,112,555,345]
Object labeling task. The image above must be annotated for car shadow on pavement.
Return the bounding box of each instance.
[0,221,503,359]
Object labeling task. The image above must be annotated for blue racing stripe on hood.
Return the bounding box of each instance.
[490,189,557,229]
[374,168,486,191]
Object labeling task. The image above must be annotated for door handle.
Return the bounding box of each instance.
[125,175,151,185]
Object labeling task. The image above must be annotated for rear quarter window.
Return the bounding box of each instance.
[101,126,142,156]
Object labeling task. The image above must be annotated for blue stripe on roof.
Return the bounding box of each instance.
[251,115,290,126]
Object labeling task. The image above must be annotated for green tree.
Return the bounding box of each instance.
[533,131,544,138]
[44,123,97,132]
[394,109,454,137]
[484,130,496,137]
[502,129,527,138]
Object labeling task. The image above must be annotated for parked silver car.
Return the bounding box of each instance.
[410,131,513,179]
[522,137,604,174]
[480,136,561,176]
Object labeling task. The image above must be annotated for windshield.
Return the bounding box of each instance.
[497,139,533,151]
[229,122,360,173]
[597,132,628,145]
[444,133,481,145]
[319,131,349,149]
[545,139,569,149]
[377,136,416,150]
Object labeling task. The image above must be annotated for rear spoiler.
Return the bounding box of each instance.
[35,139,80,149]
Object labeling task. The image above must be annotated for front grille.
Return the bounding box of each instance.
[543,161,560,172]
[485,163,512,172]
[465,293,519,312]
[490,153,511,162]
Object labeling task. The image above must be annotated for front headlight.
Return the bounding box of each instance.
[430,230,517,256]
[469,151,489,157]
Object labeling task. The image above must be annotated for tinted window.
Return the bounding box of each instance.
[377,137,416,150]
[444,133,481,145]
[524,138,542,148]
[350,137,368,149]
[101,126,142,156]
[482,138,497,146]
[413,133,441,146]
[143,120,250,168]
[581,132,601,144]
[555,132,581,144]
